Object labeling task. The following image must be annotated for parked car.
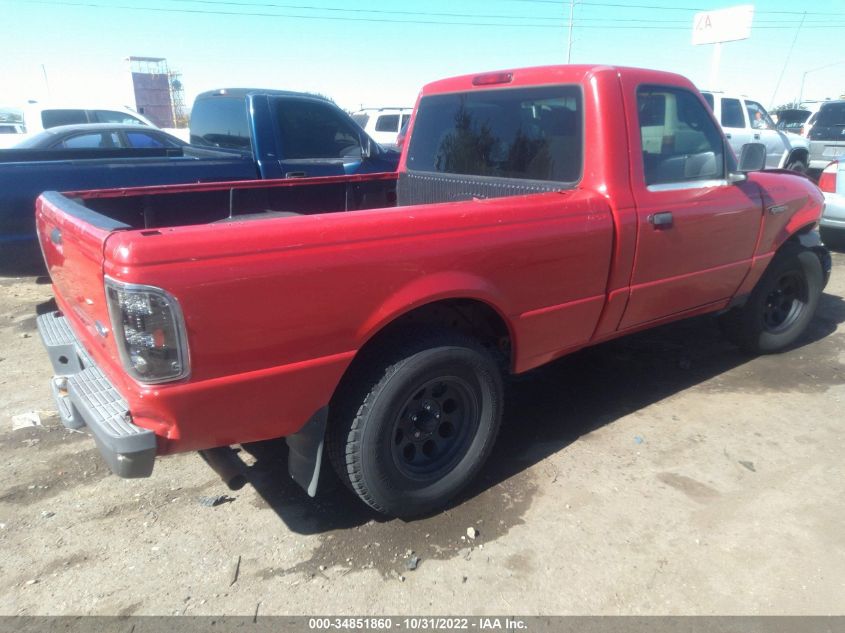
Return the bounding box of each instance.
[807,100,845,171]
[13,123,186,150]
[0,89,398,262]
[35,65,829,518]
[0,103,156,148]
[351,107,412,147]
[0,123,25,135]
[773,108,812,134]
[818,158,845,248]
[700,91,810,171]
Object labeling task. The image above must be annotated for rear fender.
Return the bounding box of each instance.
[354,271,515,360]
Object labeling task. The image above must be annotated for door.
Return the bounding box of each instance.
[745,99,783,168]
[618,84,763,329]
[718,96,752,159]
[270,97,365,178]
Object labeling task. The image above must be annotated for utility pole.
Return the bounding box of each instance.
[40,64,51,99]
[567,0,575,63]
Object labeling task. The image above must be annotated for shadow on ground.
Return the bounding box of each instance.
[227,291,844,577]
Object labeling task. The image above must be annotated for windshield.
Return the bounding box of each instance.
[0,108,23,125]
[817,102,845,127]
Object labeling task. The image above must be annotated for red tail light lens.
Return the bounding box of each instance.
[472,72,513,86]
[819,161,838,193]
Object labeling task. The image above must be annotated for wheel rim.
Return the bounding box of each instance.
[762,270,808,333]
[390,376,479,482]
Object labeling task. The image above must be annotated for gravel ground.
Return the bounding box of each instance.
[0,250,843,616]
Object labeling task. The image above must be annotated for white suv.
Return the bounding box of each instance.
[351,108,412,148]
[700,91,810,172]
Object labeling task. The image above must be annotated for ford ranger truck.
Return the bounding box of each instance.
[35,65,831,518]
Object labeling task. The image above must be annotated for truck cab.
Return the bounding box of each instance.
[190,89,399,179]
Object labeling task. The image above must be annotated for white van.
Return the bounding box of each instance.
[351,107,412,148]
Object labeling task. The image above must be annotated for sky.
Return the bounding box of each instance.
[0,0,844,115]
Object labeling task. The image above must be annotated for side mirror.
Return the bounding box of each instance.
[737,142,766,172]
[728,142,767,183]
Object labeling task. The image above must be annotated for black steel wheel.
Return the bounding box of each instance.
[719,244,823,354]
[391,377,479,482]
[761,270,808,333]
[327,329,503,517]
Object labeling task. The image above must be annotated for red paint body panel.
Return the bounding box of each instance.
[35,65,825,458]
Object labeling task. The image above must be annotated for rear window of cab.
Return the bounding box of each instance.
[406,85,582,184]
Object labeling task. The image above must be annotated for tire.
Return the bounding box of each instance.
[720,244,823,354]
[327,329,503,517]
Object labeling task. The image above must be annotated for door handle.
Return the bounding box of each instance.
[753,133,761,140]
[285,171,307,178]
[725,133,732,139]
[648,212,673,229]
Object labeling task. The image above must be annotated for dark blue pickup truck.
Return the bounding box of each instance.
[0,89,398,267]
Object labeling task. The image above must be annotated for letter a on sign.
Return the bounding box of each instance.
[692,4,754,45]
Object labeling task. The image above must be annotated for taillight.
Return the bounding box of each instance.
[819,161,838,193]
[105,277,190,384]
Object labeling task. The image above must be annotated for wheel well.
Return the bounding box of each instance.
[365,299,512,368]
[786,147,809,166]
[326,299,513,443]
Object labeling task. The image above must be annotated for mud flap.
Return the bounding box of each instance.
[286,407,328,497]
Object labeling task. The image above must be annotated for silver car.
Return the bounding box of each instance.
[819,157,845,249]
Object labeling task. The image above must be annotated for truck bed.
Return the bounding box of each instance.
[61,172,398,230]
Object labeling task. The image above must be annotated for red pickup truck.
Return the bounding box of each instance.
[36,65,830,517]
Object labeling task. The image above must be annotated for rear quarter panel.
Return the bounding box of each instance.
[103,188,614,451]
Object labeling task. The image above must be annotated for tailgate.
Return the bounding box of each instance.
[36,191,128,367]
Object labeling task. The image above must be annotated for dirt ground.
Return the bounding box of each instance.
[1,250,843,617]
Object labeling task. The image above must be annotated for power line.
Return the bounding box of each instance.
[10,0,845,29]
[165,1,845,24]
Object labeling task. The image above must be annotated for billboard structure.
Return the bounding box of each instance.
[127,56,187,128]
[692,5,755,88]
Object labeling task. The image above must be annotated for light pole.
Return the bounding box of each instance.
[798,60,845,105]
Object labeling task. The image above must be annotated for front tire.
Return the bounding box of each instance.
[720,245,823,354]
[328,330,503,517]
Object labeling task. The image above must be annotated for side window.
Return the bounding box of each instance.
[125,131,170,148]
[746,101,774,130]
[273,98,362,159]
[401,114,411,129]
[93,110,144,125]
[59,132,116,149]
[406,85,582,183]
[190,97,251,150]
[637,85,725,186]
[375,114,400,133]
[41,109,88,128]
[701,93,714,111]
[720,98,745,128]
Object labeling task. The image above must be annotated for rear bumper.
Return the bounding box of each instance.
[37,311,156,478]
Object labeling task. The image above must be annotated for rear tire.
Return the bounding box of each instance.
[327,329,503,517]
[720,244,823,354]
